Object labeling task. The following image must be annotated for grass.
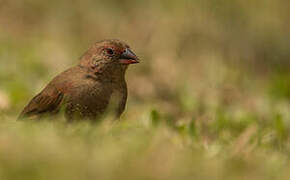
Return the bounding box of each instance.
[0,113,289,180]
[0,0,290,179]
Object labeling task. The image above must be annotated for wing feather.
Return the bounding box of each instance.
[19,86,64,119]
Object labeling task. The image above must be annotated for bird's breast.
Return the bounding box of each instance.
[64,81,118,118]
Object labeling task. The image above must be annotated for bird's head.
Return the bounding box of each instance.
[80,39,139,73]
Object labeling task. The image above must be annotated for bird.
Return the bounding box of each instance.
[19,39,139,121]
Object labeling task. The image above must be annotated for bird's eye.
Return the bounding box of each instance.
[106,48,114,55]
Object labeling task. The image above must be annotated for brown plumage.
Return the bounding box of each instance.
[19,39,139,121]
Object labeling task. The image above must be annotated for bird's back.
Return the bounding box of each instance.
[18,66,84,119]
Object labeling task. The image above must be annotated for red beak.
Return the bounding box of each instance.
[119,48,139,64]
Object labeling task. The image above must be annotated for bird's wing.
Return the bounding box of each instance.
[19,85,64,119]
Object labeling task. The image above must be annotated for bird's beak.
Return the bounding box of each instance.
[119,48,139,64]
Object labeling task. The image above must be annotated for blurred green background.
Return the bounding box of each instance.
[0,0,289,179]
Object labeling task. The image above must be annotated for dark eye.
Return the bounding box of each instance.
[106,48,114,55]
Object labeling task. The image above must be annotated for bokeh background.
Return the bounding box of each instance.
[0,0,289,179]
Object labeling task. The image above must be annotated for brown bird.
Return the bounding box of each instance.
[19,39,139,121]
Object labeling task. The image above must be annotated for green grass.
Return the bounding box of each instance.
[0,107,289,180]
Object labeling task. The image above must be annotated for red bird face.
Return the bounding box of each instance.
[79,39,139,73]
[100,40,139,65]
